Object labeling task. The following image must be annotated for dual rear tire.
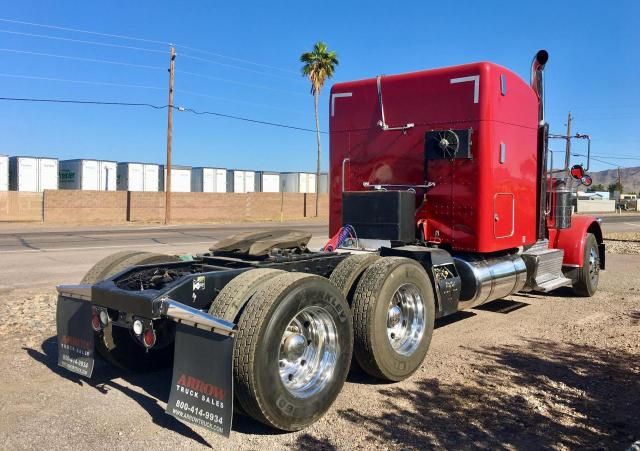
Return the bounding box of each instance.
[210,270,353,431]
[332,255,436,382]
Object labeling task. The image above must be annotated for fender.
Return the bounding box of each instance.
[548,215,605,269]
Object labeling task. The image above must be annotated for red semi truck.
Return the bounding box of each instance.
[55,50,603,436]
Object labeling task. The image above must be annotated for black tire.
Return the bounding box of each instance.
[329,253,381,303]
[573,233,600,297]
[81,250,147,284]
[208,268,286,417]
[351,257,435,382]
[81,251,180,371]
[234,272,353,431]
[208,268,285,322]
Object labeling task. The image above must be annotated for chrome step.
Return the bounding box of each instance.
[522,240,571,292]
[534,276,573,292]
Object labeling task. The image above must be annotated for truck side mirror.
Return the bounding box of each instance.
[570,164,585,180]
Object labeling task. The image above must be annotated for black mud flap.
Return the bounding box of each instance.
[56,295,95,377]
[166,323,234,437]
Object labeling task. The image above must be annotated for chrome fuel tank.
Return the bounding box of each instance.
[453,253,527,310]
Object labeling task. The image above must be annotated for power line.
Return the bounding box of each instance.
[0,96,168,109]
[176,89,303,113]
[0,17,167,45]
[0,95,325,133]
[178,106,324,133]
[572,153,619,168]
[180,53,302,82]
[1,28,301,82]
[0,17,298,76]
[176,69,306,96]
[0,47,164,70]
[0,29,167,53]
[176,44,298,75]
[588,154,640,161]
[0,73,164,90]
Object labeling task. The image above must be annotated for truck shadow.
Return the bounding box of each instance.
[337,338,640,449]
[23,336,283,445]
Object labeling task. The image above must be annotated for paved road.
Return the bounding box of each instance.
[0,221,328,291]
[0,215,637,291]
[597,214,640,232]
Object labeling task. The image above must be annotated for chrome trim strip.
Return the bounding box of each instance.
[341,158,350,192]
[160,298,235,336]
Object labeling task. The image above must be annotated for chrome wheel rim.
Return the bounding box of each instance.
[278,306,338,398]
[387,283,426,356]
[588,246,600,284]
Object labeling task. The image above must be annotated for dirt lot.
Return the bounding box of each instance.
[0,238,638,450]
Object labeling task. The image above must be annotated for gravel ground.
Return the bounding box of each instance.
[604,231,640,255]
[0,252,638,450]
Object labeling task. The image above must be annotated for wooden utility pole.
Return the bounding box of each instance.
[617,167,622,193]
[564,111,572,170]
[164,46,176,225]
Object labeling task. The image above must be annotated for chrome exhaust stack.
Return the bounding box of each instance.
[530,49,549,125]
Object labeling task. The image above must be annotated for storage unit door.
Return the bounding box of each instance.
[203,168,215,192]
[18,158,38,191]
[308,173,317,193]
[129,164,144,191]
[143,165,159,191]
[263,174,280,192]
[100,162,117,191]
[39,159,58,191]
[82,160,99,190]
[0,157,7,190]
[244,171,255,193]
[215,169,227,192]
[234,171,245,193]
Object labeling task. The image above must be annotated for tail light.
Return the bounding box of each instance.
[91,306,101,332]
[143,328,156,348]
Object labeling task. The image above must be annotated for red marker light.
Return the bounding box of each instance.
[91,306,101,332]
[143,329,156,348]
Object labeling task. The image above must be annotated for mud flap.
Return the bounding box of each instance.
[166,323,234,437]
[56,295,95,377]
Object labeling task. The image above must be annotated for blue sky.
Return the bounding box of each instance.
[0,1,638,172]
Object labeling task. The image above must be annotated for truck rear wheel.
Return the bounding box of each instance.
[234,272,353,431]
[573,233,600,297]
[329,253,380,303]
[81,251,180,371]
[81,250,148,284]
[208,268,285,321]
[351,257,435,382]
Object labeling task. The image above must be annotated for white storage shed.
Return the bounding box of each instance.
[280,172,317,193]
[192,167,228,193]
[159,165,192,192]
[9,156,58,192]
[117,162,160,192]
[257,171,281,193]
[227,170,256,193]
[59,159,117,191]
[0,155,8,191]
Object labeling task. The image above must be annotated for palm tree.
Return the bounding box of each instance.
[300,42,339,217]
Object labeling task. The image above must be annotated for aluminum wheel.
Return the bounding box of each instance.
[387,283,426,356]
[588,246,600,284]
[278,306,339,398]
